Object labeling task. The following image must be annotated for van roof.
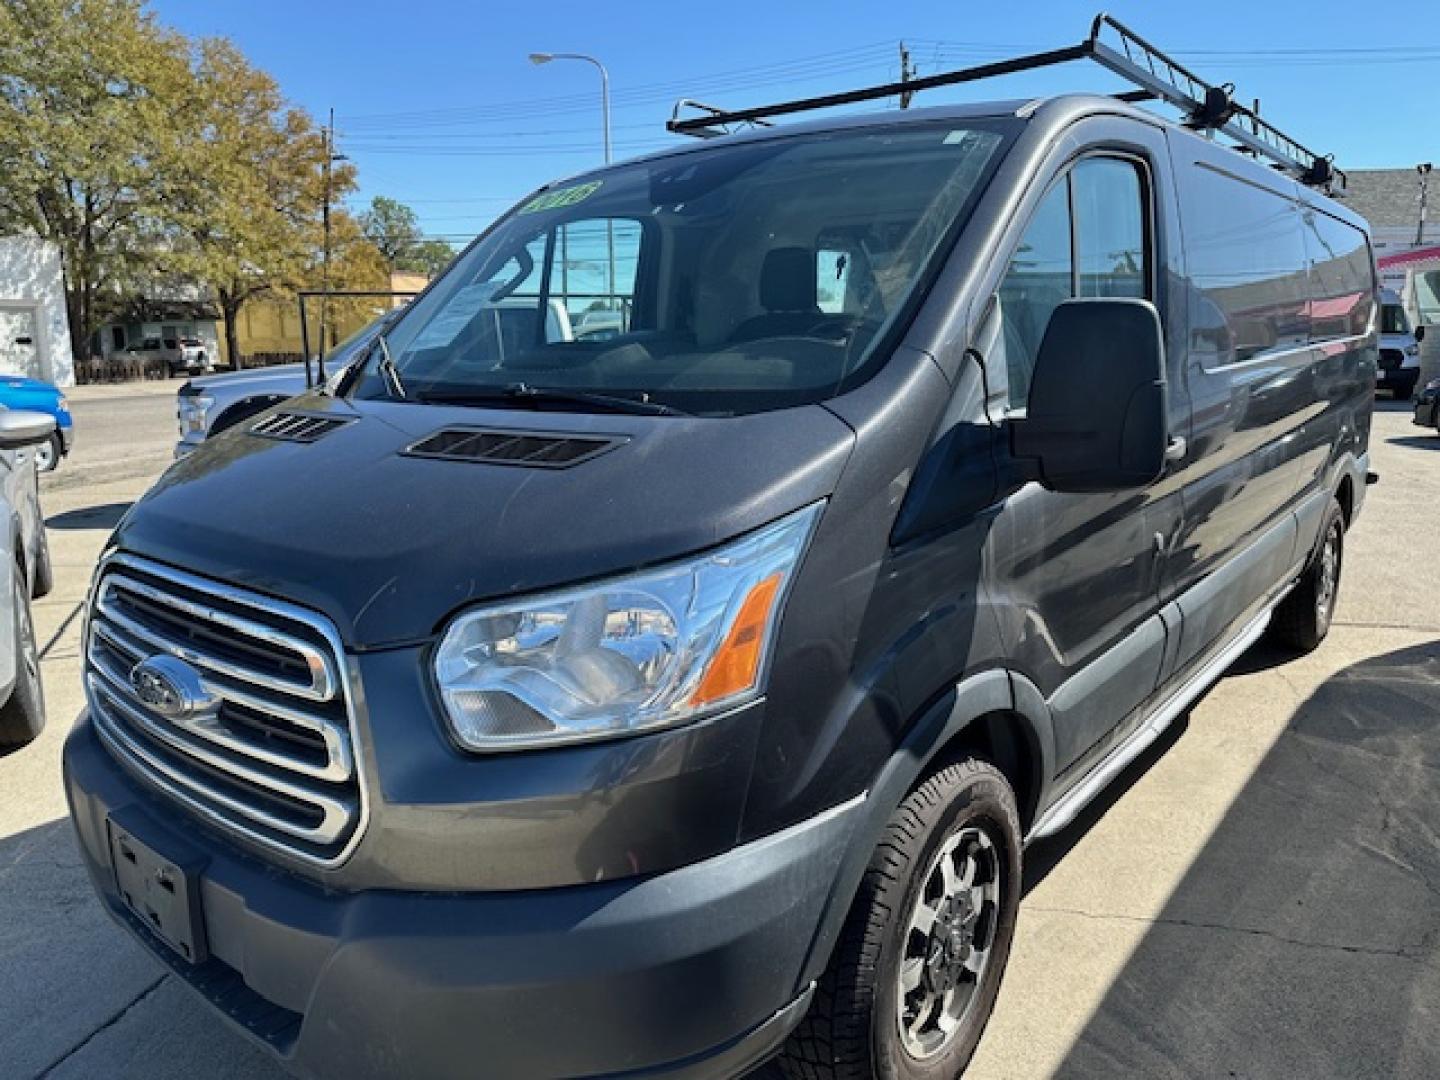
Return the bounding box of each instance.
[542,93,1363,230]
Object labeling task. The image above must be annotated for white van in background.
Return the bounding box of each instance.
[1378,287,1424,399]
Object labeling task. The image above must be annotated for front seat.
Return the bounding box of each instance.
[730,247,822,342]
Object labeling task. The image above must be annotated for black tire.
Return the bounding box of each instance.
[0,569,45,749]
[32,529,54,600]
[1270,497,1344,652]
[780,759,1022,1080]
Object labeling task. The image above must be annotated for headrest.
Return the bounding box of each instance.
[759,247,818,312]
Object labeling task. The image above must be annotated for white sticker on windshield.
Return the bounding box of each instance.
[410,283,503,350]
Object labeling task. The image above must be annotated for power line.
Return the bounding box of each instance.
[339,43,899,130]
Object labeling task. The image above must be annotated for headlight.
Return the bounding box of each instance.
[434,503,822,751]
[1405,344,1420,357]
[57,398,69,414]
[177,393,214,436]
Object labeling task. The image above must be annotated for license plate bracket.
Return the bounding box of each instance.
[107,816,209,964]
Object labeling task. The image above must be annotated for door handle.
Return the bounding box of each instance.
[1164,436,1187,464]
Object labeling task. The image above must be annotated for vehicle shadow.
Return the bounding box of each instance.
[1388,435,1440,451]
[1049,640,1440,1078]
[1373,398,1417,413]
[46,501,132,531]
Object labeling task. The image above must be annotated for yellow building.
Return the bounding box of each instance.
[219,273,428,366]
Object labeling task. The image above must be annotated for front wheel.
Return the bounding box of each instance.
[780,759,1022,1080]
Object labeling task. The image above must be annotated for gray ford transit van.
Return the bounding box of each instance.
[64,17,1375,1080]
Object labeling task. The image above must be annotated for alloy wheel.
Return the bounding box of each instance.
[896,825,1002,1059]
[1316,521,1341,626]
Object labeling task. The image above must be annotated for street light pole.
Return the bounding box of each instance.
[528,52,611,164]
[529,52,616,318]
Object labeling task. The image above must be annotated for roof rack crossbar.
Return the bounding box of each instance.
[667,42,1090,137]
[666,11,1344,193]
[666,99,776,139]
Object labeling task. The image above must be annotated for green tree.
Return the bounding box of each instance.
[405,238,456,278]
[360,195,455,277]
[169,38,345,367]
[360,195,420,268]
[0,0,193,364]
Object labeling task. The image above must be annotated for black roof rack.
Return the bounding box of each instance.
[666,13,1345,194]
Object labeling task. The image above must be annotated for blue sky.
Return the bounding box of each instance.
[151,0,1437,245]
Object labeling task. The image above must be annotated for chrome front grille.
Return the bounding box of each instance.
[84,554,366,866]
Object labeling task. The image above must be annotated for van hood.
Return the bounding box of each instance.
[112,393,855,648]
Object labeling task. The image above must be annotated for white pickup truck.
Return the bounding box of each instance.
[125,335,212,377]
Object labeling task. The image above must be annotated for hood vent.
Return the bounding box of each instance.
[403,427,625,469]
[249,412,354,444]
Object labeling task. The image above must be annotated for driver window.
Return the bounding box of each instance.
[997,180,1071,409]
[996,156,1148,408]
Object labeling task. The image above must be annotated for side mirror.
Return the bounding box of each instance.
[1415,324,1426,342]
[1010,298,1167,493]
[0,409,57,451]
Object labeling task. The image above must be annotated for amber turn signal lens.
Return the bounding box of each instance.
[690,573,783,707]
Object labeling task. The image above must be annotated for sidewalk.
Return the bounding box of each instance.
[65,379,186,401]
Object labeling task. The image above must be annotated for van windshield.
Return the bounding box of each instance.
[350,121,1013,414]
[1382,304,1411,335]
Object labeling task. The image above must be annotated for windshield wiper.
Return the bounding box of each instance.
[374,334,407,400]
[417,383,688,417]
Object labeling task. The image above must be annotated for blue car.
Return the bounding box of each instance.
[0,376,72,472]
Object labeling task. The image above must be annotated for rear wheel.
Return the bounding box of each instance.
[0,569,44,749]
[780,759,1021,1080]
[1271,498,1344,652]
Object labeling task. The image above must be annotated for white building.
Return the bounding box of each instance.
[0,236,75,386]
[1345,170,1440,327]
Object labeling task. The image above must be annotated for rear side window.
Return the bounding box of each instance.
[1303,210,1375,341]
[1180,164,1309,365]
[997,156,1149,408]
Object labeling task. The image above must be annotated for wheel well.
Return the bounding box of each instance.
[927,710,1043,832]
[1335,474,1354,528]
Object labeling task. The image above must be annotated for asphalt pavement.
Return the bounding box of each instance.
[2,389,1438,1079]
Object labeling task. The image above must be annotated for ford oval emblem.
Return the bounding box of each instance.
[129,655,215,720]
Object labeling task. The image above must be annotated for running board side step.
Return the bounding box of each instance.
[1026,604,1273,842]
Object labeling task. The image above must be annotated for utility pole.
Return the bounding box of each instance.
[899,41,916,109]
[1417,163,1433,247]
[320,107,335,359]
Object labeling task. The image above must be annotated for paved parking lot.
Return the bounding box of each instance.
[2,390,1438,1079]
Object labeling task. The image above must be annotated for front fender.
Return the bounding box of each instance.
[793,667,1053,992]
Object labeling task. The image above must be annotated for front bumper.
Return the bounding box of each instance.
[64,714,857,1079]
